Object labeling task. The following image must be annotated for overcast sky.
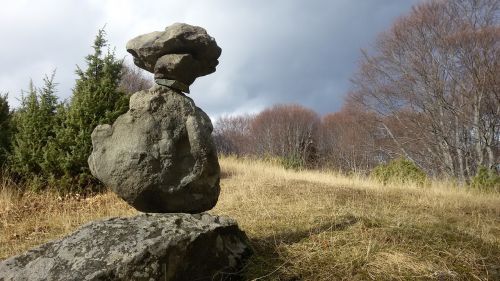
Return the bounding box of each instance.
[0,0,421,118]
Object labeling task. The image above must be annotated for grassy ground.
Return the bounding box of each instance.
[1,156,499,280]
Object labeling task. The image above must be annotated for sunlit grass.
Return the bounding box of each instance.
[1,156,499,280]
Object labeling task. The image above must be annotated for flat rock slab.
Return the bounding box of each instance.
[0,213,252,281]
[88,85,220,213]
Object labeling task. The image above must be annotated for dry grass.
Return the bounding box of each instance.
[0,183,136,259]
[1,156,500,280]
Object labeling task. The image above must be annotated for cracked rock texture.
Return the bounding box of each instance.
[0,213,252,281]
[88,85,220,213]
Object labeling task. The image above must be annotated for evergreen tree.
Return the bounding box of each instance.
[9,73,59,184]
[56,28,128,189]
[0,93,11,167]
[41,102,67,180]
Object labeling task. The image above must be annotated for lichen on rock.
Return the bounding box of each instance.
[0,213,253,281]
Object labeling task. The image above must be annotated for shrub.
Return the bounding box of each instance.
[371,158,427,186]
[6,29,127,193]
[9,74,59,183]
[280,154,305,170]
[470,167,500,191]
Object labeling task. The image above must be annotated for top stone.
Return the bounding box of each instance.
[126,23,221,91]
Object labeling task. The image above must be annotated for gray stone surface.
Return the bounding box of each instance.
[88,85,220,213]
[154,54,200,86]
[0,213,253,281]
[155,78,190,93]
[126,23,221,88]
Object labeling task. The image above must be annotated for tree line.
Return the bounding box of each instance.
[0,29,152,192]
[214,0,499,187]
[213,103,386,172]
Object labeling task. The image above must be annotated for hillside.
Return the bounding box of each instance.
[1,157,499,280]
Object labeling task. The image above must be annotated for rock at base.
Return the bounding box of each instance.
[0,213,253,281]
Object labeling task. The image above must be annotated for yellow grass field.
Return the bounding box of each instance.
[1,156,499,280]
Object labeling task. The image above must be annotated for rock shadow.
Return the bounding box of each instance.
[245,214,360,280]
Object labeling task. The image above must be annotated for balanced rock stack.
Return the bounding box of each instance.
[0,23,252,281]
[89,23,222,213]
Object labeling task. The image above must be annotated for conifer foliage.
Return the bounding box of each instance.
[0,94,11,167]
[55,28,129,190]
[5,28,128,192]
[9,73,59,183]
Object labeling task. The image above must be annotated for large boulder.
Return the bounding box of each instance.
[88,85,220,213]
[0,213,253,281]
[126,23,221,90]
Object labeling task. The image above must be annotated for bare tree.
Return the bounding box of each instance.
[250,104,320,166]
[319,99,387,173]
[213,114,254,155]
[351,0,499,180]
[119,62,154,94]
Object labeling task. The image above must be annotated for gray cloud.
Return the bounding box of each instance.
[0,0,421,117]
